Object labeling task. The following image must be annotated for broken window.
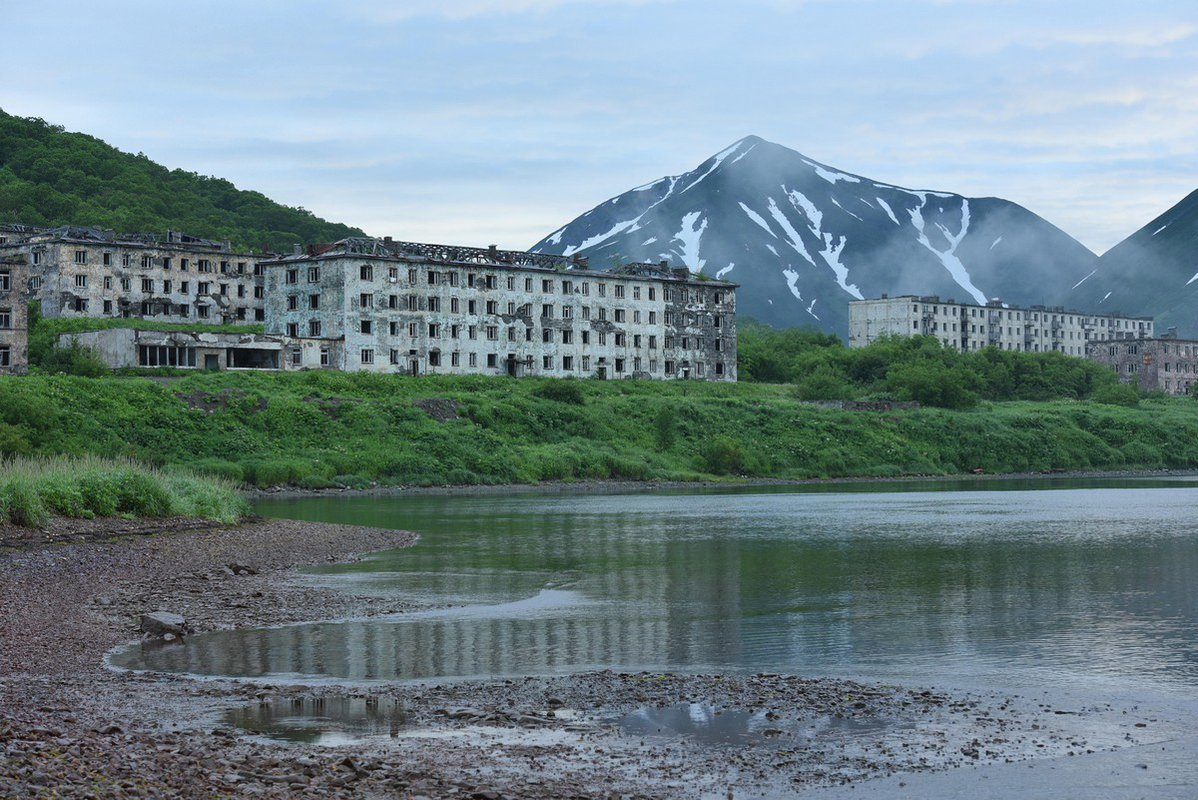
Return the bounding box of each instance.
[141,278,154,292]
[309,320,322,337]
[0,346,9,367]
[0,308,9,328]
[360,320,373,335]
[287,295,299,311]
[308,267,321,282]
[360,265,374,281]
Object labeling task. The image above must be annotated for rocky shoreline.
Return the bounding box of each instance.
[0,516,1161,798]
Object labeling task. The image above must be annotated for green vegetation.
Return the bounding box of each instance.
[0,455,247,528]
[0,110,364,251]
[1,371,1195,489]
[26,303,264,374]
[737,320,1121,408]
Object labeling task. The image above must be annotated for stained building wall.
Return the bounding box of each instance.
[0,256,29,373]
[850,295,1153,355]
[262,242,737,380]
[1086,336,1198,395]
[0,229,266,325]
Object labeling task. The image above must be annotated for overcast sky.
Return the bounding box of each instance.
[3,1,1195,253]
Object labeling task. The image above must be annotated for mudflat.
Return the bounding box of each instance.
[0,517,1164,798]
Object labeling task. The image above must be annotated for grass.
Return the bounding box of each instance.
[0,454,248,528]
[2,371,1197,489]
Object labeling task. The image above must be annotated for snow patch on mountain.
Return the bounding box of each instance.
[782,269,804,301]
[990,236,1003,250]
[767,197,816,266]
[563,218,639,257]
[739,202,776,237]
[679,140,748,194]
[1071,269,1096,290]
[908,196,986,304]
[807,298,819,318]
[876,197,900,226]
[642,237,657,245]
[785,188,862,299]
[831,198,863,221]
[672,212,708,270]
[765,244,779,257]
[1186,271,1198,287]
[545,227,565,246]
[716,263,735,280]
[1153,224,1169,235]
[805,160,861,185]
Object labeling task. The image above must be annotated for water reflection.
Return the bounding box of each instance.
[111,485,1198,695]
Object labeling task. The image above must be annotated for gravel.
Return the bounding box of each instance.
[0,516,1156,798]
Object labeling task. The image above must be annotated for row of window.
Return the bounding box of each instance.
[69,273,264,299]
[59,250,259,275]
[283,264,724,306]
[352,348,723,376]
[68,297,261,322]
[912,303,1148,330]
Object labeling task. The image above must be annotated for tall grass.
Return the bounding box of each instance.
[0,455,248,528]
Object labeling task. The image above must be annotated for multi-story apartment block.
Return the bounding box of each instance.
[0,226,266,325]
[0,255,29,373]
[849,295,1153,355]
[1086,331,1198,396]
[262,237,737,380]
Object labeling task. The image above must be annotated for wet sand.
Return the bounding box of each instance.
[0,517,1174,798]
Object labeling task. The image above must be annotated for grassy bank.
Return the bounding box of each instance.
[2,372,1196,488]
[0,455,248,527]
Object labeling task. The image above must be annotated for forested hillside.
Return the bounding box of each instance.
[0,110,363,251]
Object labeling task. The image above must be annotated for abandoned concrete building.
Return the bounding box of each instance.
[0,225,266,325]
[849,295,1153,354]
[0,255,28,373]
[1086,331,1198,396]
[261,237,738,380]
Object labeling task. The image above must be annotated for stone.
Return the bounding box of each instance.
[140,612,187,637]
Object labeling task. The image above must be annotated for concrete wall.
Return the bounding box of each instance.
[850,295,1153,355]
[261,248,737,381]
[0,234,265,326]
[1086,338,1198,395]
[0,257,28,373]
[63,328,331,372]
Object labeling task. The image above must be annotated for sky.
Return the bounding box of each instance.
[2,0,1195,254]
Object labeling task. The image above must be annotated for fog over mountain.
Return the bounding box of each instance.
[1071,188,1198,337]
[531,136,1100,336]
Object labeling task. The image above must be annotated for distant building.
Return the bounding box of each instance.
[1086,331,1198,396]
[260,237,737,380]
[0,225,266,325]
[849,295,1153,355]
[0,255,29,373]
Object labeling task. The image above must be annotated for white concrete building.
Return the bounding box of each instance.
[849,295,1153,355]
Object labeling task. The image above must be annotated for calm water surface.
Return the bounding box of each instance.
[112,479,1198,699]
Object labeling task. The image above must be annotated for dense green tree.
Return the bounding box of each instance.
[0,110,363,251]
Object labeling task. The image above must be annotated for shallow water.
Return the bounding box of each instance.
[112,478,1198,701]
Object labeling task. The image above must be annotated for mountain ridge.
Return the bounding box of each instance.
[532,135,1102,336]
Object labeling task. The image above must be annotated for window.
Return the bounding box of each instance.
[0,308,9,328]
[615,309,626,323]
[486,325,499,340]
[390,349,401,365]
[615,284,625,299]
[288,295,299,311]
[360,320,373,334]
[309,319,322,337]
[196,304,209,319]
[0,346,9,367]
[487,353,498,368]
[633,286,641,300]
[74,250,87,265]
[429,351,441,367]
[308,267,321,282]
[0,271,7,291]
[254,286,264,299]
[562,329,573,344]
[581,331,590,345]
[75,274,88,289]
[524,277,533,292]
[542,279,553,293]
[428,323,439,338]
[542,303,554,319]
[543,355,553,370]
[468,300,477,314]
[219,284,228,296]
[451,351,461,367]
[486,300,498,315]
[451,297,460,313]
[286,269,298,285]
[101,252,112,266]
[409,268,418,283]
[141,278,154,293]
[485,275,497,289]
[563,356,573,370]
[562,305,573,319]
[428,297,440,312]
[542,329,553,344]
[469,353,478,367]
[360,264,374,281]
[103,276,113,291]
[648,288,656,301]
[198,259,212,273]
[32,252,42,266]
[615,358,625,373]
[290,348,302,367]
[361,349,374,365]
[582,356,590,371]
[389,321,400,336]
[359,292,373,309]
[287,324,300,338]
[598,283,606,297]
[320,347,329,366]
[408,322,418,336]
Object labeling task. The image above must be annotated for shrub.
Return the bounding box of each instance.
[703,436,747,475]
[1092,383,1140,407]
[533,379,586,405]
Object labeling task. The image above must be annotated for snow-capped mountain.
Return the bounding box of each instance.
[531,136,1099,336]
[1071,188,1198,337]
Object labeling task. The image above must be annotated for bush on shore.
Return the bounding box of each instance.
[0,455,248,528]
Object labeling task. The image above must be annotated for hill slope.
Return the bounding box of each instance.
[0,110,363,251]
[531,136,1100,335]
[1071,188,1198,336]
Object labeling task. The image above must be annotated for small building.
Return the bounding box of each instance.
[849,295,1153,354]
[0,255,29,373]
[60,327,333,372]
[259,237,737,380]
[0,226,267,326]
[1086,331,1198,395]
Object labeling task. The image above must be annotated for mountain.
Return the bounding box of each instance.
[0,110,363,252]
[1071,189,1198,336]
[531,136,1100,336]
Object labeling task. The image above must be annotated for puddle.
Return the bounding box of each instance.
[614,703,899,747]
[225,696,410,745]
